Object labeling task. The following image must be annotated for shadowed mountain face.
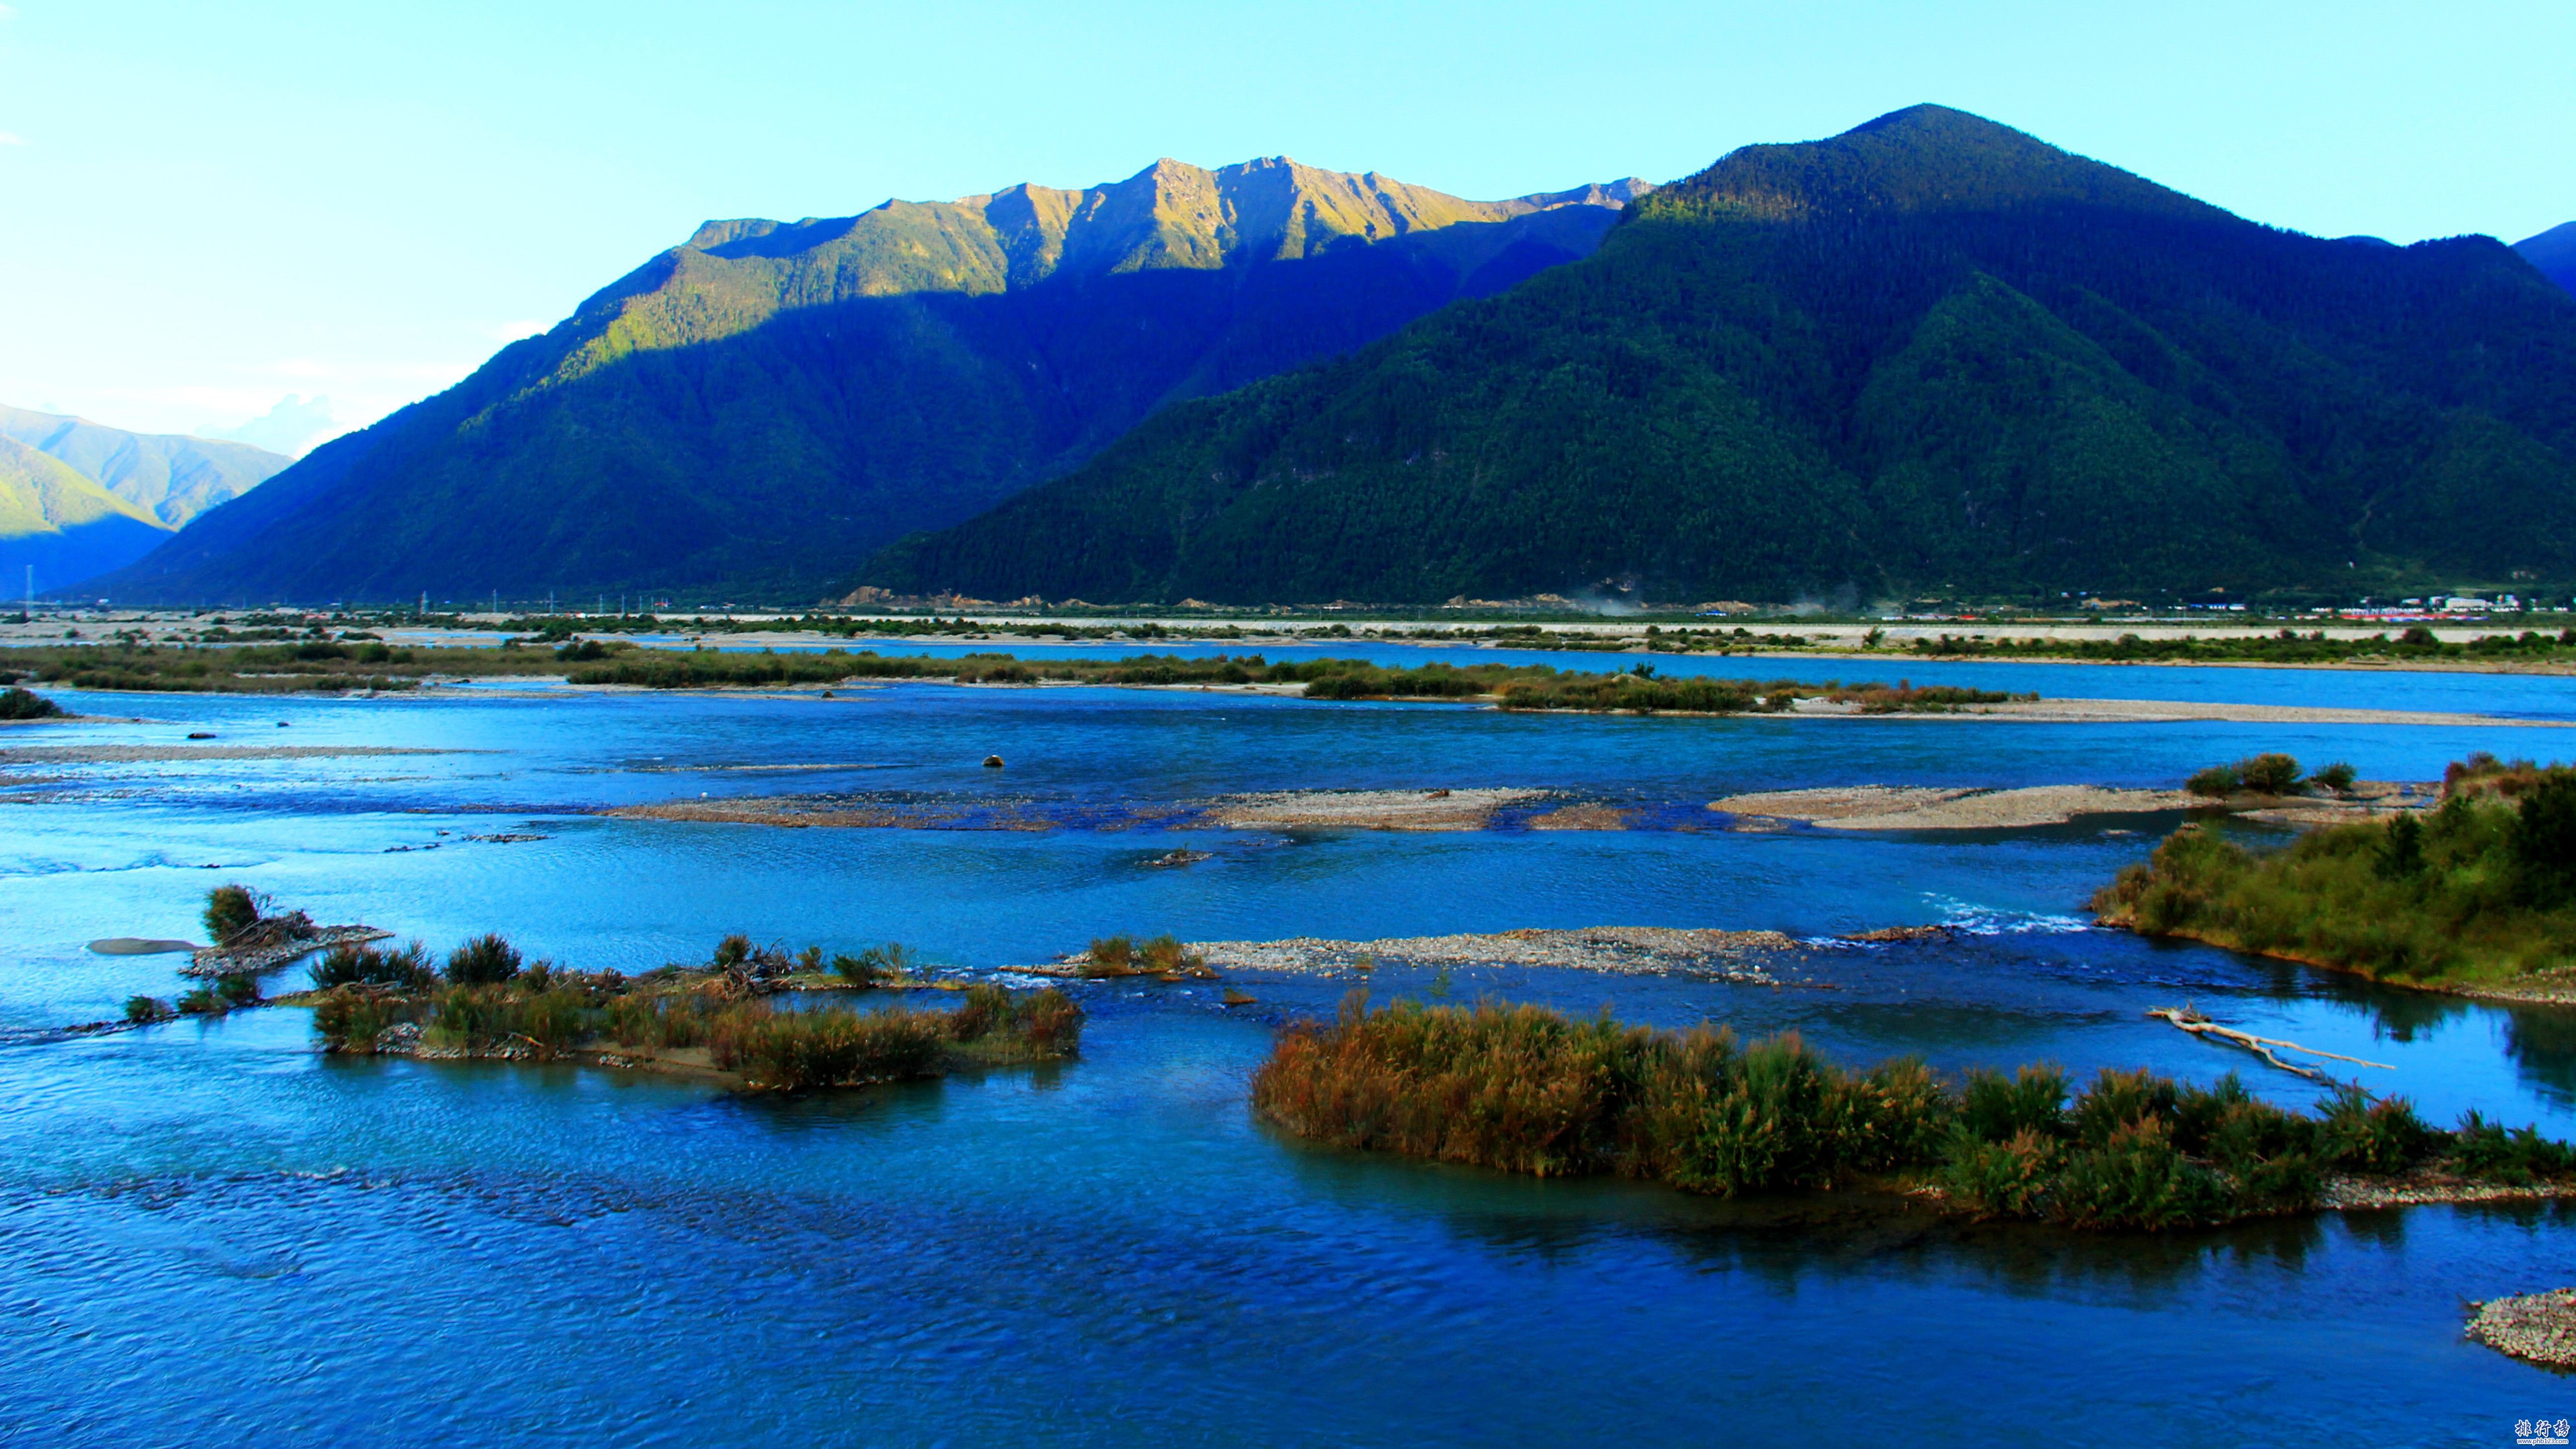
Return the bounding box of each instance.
[93,158,1648,605]
[0,405,287,528]
[867,107,2576,604]
[2522,222,2576,299]
[0,435,176,594]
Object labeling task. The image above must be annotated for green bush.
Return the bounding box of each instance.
[2237,753,2303,795]
[2315,1085,2436,1173]
[123,995,171,1024]
[2313,762,2357,795]
[312,986,408,1051]
[1957,1065,2069,1143]
[2186,765,2240,798]
[834,942,916,985]
[445,933,522,985]
[2451,1111,2576,1184]
[311,940,435,991]
[0,686,65,720]
[203,884,263,945]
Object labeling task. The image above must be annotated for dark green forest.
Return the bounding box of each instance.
[869,106,2576,604]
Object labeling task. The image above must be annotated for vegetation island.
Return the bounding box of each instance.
[1252,993,2574,1230]
[130,887,1085,1091]
[0,635,2024,714]
[2096,752,2576,997]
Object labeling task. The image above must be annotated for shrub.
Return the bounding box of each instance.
[2313,762,2358,795]
[1957,1065,2069,1143]
[0,686,65,720]
[2451,1111,2576,1184]
[445,933,522,985]
[312,986,408,1051]
[2186,765,2240,798]
[123,995,172,1024]
[606,992,711,1050]
[834,942,916,985]
[2237,753,2303,795]
[2375,813,2426,879]
[2510,773,2576,904]
[203,884,264,945]
[1942,1129,2065,1216]
[311,940,435,991]
[2050,1117,2235,1229]
[2315,1086,2436,1173]
[1084,935,1135,975]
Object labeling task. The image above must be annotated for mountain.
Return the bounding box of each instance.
[0,404,290,526]
[198,394,345,459]
[2522,222,2576,298]
[867,107,2576,604]
[91,159,1650,605]
[0,435,176,595]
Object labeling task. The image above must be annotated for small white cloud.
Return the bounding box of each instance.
[0,134,26,147]
[484,319,549,342]
[0,6,18,20]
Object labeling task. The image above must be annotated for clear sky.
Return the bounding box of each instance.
[1,0,2569,449]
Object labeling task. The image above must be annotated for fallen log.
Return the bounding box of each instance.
[2146,1005,2394,1081]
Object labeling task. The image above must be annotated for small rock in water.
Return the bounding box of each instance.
[187,731,215,740]
[1143,849,1213,869]
[983,755,1005,768]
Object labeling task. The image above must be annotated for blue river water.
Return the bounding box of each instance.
[4,655,2576,1445]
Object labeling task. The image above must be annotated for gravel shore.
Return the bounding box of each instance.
[2466,1287,2576,1368]
[1187,925,1802,981]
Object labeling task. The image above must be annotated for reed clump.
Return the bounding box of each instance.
[2094,760,2576,984]
[1250,994,2574,1230]
[297,929,1082,1087]
[1082,933,1217,979]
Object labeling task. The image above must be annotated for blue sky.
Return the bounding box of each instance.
[0,0,2568,449]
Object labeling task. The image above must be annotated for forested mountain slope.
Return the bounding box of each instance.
[869,107,2576,603]
[93,159,1646,605]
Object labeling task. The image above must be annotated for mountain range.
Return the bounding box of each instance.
[2523,222,2576,300]
[93,160,1648,605]
[0,406,287,593]
[868,107,2576,603]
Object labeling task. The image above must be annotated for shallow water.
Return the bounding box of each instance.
[5,658,2575,1443]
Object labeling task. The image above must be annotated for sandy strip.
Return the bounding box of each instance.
[1955,698,2567,726]
[1187,925,1801,980]
[1200,788,1547,830]
[1712,784,2196,830]
[608,799,1065,831]
[0,744,454,765]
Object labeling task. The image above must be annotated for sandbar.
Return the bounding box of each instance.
[1712,784,2197,830]
[1186,925,1801,980]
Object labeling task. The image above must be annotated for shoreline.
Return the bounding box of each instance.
[2092,919,2576,1006]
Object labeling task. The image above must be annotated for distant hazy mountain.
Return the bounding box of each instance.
[197,394,344,459]
[2521,222,2576,297]
[0,435,176,595]
[0,404,290,526]
[870,108,2576,603]
[94,158,1650,605]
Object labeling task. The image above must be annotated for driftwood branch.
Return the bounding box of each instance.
[2147,1005,2394,1082]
